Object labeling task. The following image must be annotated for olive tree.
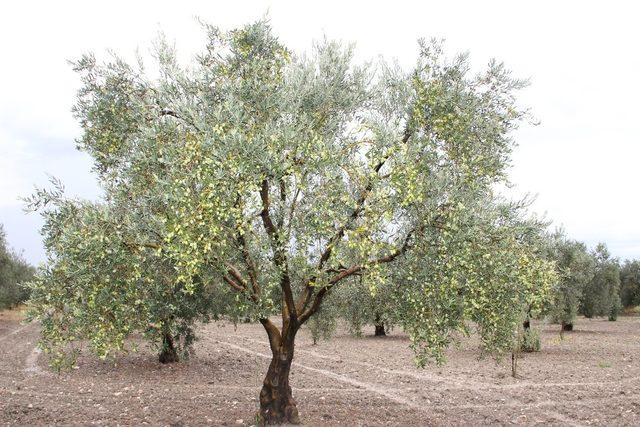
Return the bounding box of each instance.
[545,232,595,332]
[27,21,555,424]
[331,266,398,337]
[0,224,35,309]
[25,183,226,367]
[580,243,621,320]
[620,259,640,308]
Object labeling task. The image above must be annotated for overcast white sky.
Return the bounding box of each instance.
[1,0,638,264]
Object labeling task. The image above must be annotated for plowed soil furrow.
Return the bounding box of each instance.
[1,311,639,426]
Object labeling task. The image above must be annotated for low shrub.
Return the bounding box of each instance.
[520,328,541,353]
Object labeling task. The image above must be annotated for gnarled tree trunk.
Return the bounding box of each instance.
[374,314,386,336]
[158,332,179,364]
[259,346,299,425]
[258,319,300,425]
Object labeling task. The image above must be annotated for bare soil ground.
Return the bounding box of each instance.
[2,310,639,426]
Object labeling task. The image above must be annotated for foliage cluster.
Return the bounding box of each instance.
[519,327,541,353]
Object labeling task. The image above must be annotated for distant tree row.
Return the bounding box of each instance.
[546,234,629,332]
[312,230,635,340]
[0,224,35,309]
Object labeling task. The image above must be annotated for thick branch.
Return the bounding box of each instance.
[225,262,248,289]
[237,232,260,297]
[298,226,417,325]
[259,180,278,238]
[277,178,286,229]
[260,318,282,355]
[286,187,301,234]
[259,179,298,322]
[234,194,261,300]
[223,275,245,292]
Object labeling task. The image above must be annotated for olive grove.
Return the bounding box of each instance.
[545,231,595,332]
[25,21,557,424]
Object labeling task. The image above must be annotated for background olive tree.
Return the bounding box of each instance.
[332,265,399,337]
[620,259,640,309]
[544,231,595,332]
[580,243,621,320]
[25,181,227,367]
[26,21,556,424]
[0,224,35,310]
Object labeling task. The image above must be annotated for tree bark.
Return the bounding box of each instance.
[374,323,386,336]
[374,314,386,337]
[258,342,300,425]
[158,332,179,364]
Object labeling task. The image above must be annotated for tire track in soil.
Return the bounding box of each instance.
[238,336,487,390]
[24,347,44,376]
[442,393,640,410]
[293,343,589,427]
[236,335,640,392]
[2,322,42,374]
[217,337,586,426]
[215,339,432,416]
[1,386,365,400]
[0,323,31,342]
[298,344,640,392]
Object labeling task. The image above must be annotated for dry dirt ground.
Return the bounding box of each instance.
[1,309,640,426]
